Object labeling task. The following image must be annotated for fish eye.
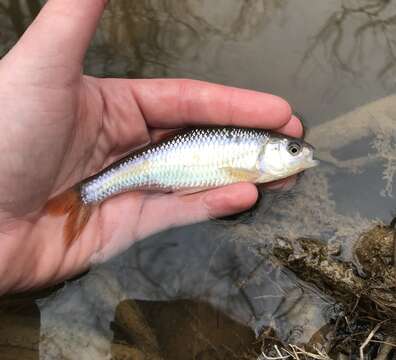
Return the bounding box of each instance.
[287,142,302,156]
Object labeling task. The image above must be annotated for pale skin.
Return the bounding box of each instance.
[0,0,303,295]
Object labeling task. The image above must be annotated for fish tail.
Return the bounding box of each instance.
[45,187,92,247]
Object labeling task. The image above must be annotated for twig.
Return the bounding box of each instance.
[372,337,396,360]
[290,345,332,360]
[359,321,386,360]
[259,345,290,360]
[291,346,300,360]
[370,339,396,348]
[260,345,333,360]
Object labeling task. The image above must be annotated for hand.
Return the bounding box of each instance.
[0,0,303,294]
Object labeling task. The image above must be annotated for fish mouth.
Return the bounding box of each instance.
[310,159,320,167]
[306,154,320,168]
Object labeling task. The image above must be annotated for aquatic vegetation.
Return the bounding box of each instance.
[273,226,396,314]
[261,223,396,359]
[371,125,396,197]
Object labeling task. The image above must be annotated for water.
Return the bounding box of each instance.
[1,1,396,359]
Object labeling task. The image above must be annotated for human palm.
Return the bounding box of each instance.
[0,0,302,294]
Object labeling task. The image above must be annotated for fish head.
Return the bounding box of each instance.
[257,134,319,182]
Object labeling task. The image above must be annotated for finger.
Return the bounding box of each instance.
[127,79,293,130]
[147,116,304,144]
[89,183,258,263]
[7,0,107,66]
[274,115,304,138]
[133,183,259,238]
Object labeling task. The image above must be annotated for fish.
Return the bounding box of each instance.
[46,126,319,246]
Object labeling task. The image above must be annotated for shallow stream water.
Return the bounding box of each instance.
[1,1,396,359]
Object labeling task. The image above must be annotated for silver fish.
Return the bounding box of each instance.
[80,127,318,205]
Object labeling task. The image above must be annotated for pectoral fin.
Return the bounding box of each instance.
[222,167,260,182]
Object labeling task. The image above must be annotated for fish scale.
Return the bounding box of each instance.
[80,127,269,205]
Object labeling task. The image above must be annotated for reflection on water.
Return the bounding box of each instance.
[298,0,396,85]
[1,0,396,359]
[86,0,285,78]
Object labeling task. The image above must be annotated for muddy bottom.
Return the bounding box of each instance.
[112,299,261,360]
[0,294,261,360]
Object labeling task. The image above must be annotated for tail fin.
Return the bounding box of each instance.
[45,187,92,247]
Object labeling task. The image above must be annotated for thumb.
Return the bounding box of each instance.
[5,0,107,68]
